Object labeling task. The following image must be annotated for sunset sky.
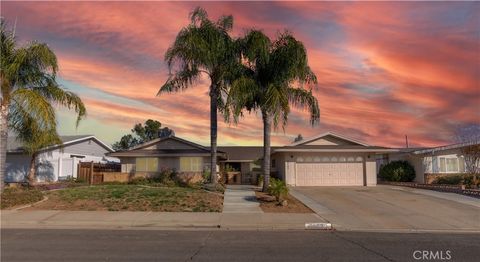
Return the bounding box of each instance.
[2,1,479,147]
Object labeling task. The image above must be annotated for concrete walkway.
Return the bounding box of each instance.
[222,185,263,213]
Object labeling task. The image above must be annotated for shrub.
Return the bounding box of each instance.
[379,161,415,182]
[128,177,149,185]
[462,175,475,188]
[433,175,463,185]
[128,169,187,187]
[150,169,177,186]
[257,174,264,187]
[202,171,211,183]
[268,178,289,202]
[0,187,44,209]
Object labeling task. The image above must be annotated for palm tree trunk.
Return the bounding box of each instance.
[0,102,8,193]
[262,109,271,192]
[210,87,218,184]
[27,153,37,185]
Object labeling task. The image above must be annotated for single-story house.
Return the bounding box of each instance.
[108,136,227,183]
[108,132,398,186]
[6,135,117,183]
[386,141,479,184]
[271,132,398,186]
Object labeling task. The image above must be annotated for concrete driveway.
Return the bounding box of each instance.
[291,185,480,232]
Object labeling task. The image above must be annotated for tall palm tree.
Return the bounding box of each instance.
[227,30,320,192]
[0,20,86,190]
[158,7,239,183]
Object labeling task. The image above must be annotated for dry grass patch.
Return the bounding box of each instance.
[255,191,312,213]
[1,187,44,209]
[26,184,223,212]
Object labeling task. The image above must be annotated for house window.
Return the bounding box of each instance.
[136,158,158,172]
[180,157,203,172]
[271,159,276,168]
[439,157,459,173]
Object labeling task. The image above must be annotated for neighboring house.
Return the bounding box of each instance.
[108,136,227,183]
[110,132,397,186]
[6,135,117,183]
[387,142,478,184]
[271,132,398,186]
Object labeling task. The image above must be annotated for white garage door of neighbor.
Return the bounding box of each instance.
[296,163,364,186]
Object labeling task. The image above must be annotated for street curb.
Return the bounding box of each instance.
[305,222,334,230]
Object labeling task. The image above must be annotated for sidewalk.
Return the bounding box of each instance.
[0,210,326,230]
[222,185,262,213]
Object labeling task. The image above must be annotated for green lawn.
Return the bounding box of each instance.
[27,184,223,212]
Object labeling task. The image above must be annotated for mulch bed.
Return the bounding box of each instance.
[255,191,313,213]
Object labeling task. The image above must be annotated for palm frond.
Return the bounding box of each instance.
[217,15,233,32]
[35,83,86,126]
[264,84,290,129]
[225,76,260,124]
[9,88,57,132]
[190,7,208,25]
[287,87,320,125]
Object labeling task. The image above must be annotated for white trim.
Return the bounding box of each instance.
[290,131,371,147]
[438,155,460,173]
[128,136,208,152]
[40,136,114,153]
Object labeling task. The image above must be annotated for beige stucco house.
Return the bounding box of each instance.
[109,132,397,186]
[386,142,477,184]
[108,136,227,183]
[271,132,398,186]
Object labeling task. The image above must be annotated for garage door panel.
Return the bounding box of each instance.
[295,162,364,186]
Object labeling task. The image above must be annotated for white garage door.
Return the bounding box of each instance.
[61,158,74,179]
[296,162,364,186]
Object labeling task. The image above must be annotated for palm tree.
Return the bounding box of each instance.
[158,7,239,184]
[0,20,86,190]
[227,30,320,192]
[15,120,61,183]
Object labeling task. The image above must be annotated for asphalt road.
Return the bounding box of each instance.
[2,229,479,262]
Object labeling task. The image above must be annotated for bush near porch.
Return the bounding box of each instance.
[379,161,415,182]
[432,174,479,189]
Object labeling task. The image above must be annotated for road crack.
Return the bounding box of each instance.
[332,232,396,262]
[187,231,213,261]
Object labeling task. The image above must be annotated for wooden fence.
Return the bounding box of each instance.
[77,162,121,185]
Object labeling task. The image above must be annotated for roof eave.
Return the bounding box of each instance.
[273,149,399,153]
